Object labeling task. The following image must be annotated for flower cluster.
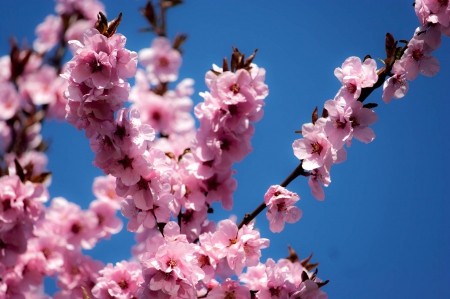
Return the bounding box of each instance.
[264,185,302,233]
[293,56,378,200]
[5,0,449,297]
[240,256,328,299]
[0,175,48,267]
[34,0,104,54]
[185,52,269,211]
[63,27,138,136]
[0,176,124,299]
[291,2,447,201]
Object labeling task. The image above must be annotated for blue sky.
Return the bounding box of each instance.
[1,1,449,298]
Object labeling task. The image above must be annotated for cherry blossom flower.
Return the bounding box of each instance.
[308,166,331,201]
[210,219,269,275]
[292,123,334,171]
[92,175,123,209]
[322,100,352,149]
[399,38,440,80]
[264,185,302,233]
[55,0,104,21]
[207,278,250,299]
[347,101,378,144]
[139,37,182,85]
[88,199,123,239]
[214,69,255,105]
[382,61,409,104]
[33,15,62,53]
[0,82,20,121]
[91,261,143,299]
[334,56,378,102]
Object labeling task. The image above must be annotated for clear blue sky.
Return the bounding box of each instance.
[1,1,449,298]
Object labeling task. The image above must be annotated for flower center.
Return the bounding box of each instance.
[220,138,231,151]
[310,141,323,156]
[334,119,346,129]
[346,83,356,94]
[206,174,220,191]
[118,279,128,290]
[224,291,236,299]
[269,287,281,297]
[438,0,448,7]
[2,200,11,211]
[71,222,82,234]
[167,258,177,268]
[153,111,161,121]
[198,255,211,267]
[137,177,149,190]
[117,155,134,170]
[412,49,423,61]
[42,247,51,259]
[90,59,102,72]
[158,57,169,67]
[229,83,240,94]
[277,202,286,212]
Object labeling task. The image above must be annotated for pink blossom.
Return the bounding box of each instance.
[33,15,62,53]
[89,199,123,239]
[249,64,269,101]
[264,185,302,233]
[0,55,11,82]
[180,207,209,242]
[140,238,205,296]
[0,175,46,227]
[56,251,104,295]
[348,101,378,144]
[210,220,269,275]
[67,47,116,89]
[415,0,432,25]
[0,82,20,121]
[414,24,443,50]
[44,197,99,250]
[92,175,123,209]
[239,262,267,291]
[202,169,238,211]
[130,70,195,135]
[422,0,450,27]
[214,69,255,105]
[399,38,440,80]
[64,19,95,44]
[0,223,29,267]
[334,57,378,102]
[290,280,328,299]
[207,279,251,299]
[382,61,409,104]
[91,261,143,299]
[108,143,153,187]
[46,76,69,120]
[292,123,334,171]
[176,78,195,97]
[308,165,331,201]
[20,66,60,106]
[323,100,352,149]
[112,108,156,156]
[26,234,65,276]
[256,258,296,299]
[55,0,104,21]
[64,28,137,89]
[120,197,141,231]
[139,37,182,85]
[178,171,207,211]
